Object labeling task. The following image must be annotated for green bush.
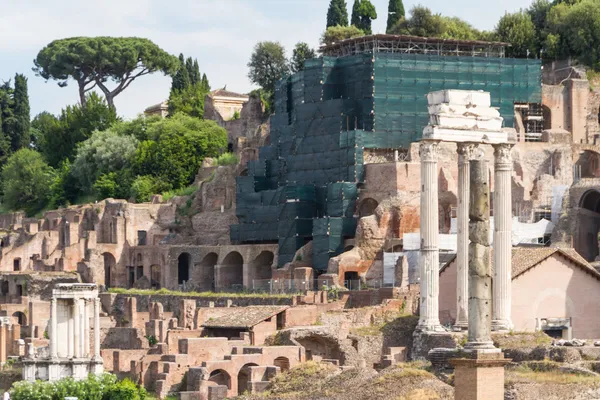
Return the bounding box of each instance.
[215,152,239,166]
[230,110,241,120]
[161,185,198,202]
[9,373,143,400]
[131,175,172,203]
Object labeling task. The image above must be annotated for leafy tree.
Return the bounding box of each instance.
[72,128,139,193]
[321,25,365,45]
[247,41,289,96]
[33,37,179,111]
[354,0,377,34]
[133,113,227,190]
[291,42,317,73]
[327,0,349,28]
[390,6,484,40]
[386,0,405,33]
[2,149,55,216]
[527,0,552,50]
[9,74,30,151]
[49,160,79,208]
[495,11,537,58]
[351,0,361,27]
[31,111,59,150]
[39,93,117,168]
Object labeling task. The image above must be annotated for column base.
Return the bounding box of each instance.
[450,353,511,400]
[412,329,455,361]
[415,324,446,333]
[463,340,501,354]
[491,319,513,332]
[453,320,469,331]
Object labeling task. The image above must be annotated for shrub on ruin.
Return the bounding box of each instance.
[215,152,239,166]
[9,373,144,400]
[320,25,365,45]
[131,175,172,203]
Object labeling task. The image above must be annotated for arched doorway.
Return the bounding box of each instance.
[103,253,116,289]
[358,198,378,218]
[195,253,218,291]
[577,190,600,261]
[237,363,258,395]
[219,252,243,290]
[249,251,273,288]
[274,357,290,371]
[575,150,600,179]
[209,369,231,389]
[12,311,26,326]
[178,253,191,285]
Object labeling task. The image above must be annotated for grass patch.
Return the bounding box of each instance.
[264,361,338,396]
[162,185,198,202]
[507,364,600,385]
[492,331,552,349]
[215,152,239,166]
[108,287,295,299]
[350,312,419,337]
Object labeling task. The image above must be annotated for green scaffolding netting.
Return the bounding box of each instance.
[233,52,541,270]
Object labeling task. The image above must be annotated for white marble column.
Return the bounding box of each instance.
[417,140,443,331]
[67,308,73,358]
[455,143,475,329]
[50,298,57,359]
[492,143,514,331]
[83,299,89,357]
[94,298,100,359]
[78,298,85,357]
[73,299,80,358]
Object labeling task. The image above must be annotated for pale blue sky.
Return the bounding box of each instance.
[0,0,528,119]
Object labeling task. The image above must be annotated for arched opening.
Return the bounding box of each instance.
[209,369,231,389]
[103,253,116,289]
[249,251,274,288]
[41,238,48,259]
[575,150,600,179]
[219,252,243,290]
[358,198,378,218]
[296,335,345,364]
[0,281,8,295]
[194,253,217,291]
[577,190,600,261]
[543,105,551,130]
[274,357,290,371]
[150,265,161,289]
[178,253,191,285]
[237,363,258,395]
[137,253,143,264]
[12,311,26,326]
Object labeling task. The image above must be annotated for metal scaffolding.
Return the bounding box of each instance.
[320,34,507,58]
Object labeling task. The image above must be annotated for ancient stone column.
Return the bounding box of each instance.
[73,299,80,358]
[50,298,57,359]
[417,140,443,331]
[455,143,475,329]
[492,143,514,331]
[78,298,85,357]
[83,299,89,357]
[94,298,100,359]
[67,309,73,358]
[464,159,496,352]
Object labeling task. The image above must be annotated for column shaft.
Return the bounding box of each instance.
[465,159,496,352]
[50,298,57,358]
[94,298,101,358]
[493,143,514,331]
[67,308,73,358]
[78,298,85,357]
[83,300,89,357]
[417,141,442,331]
[73,300,80,358]
[455,143,474,329]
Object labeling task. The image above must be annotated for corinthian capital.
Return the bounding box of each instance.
[419,141,438,162]
[457,143,476,164]
[493,143,513,165]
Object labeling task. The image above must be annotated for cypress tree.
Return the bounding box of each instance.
[171,54,189,92]
[351,0,361,27]
[327,0,349,28]
[11,74,30,150]
[201,73,210,91]
[192,60,201,86]
[386,0,405,33]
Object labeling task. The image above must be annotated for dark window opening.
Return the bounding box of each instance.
[178,253,191,285]
[16,285,23,297]
[543,328,563,339]
[13,258,20,272]
[137,230,147,246]
[128,267,135,288]
[136,266,143,280]
[276,312,285,330]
